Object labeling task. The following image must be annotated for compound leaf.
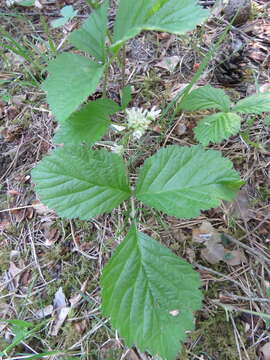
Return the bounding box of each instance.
[233,92,270,114]
[53,98,120,145]
[180,85,231,112]
[32,147,131,219]
[42,53,104,122]
[112,0,208,52]
[69,0,108,62]
[136,145,242,218]
[101,225,202,360]
[194,112,241,146]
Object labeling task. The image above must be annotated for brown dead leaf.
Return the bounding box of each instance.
[44,226,61,246]
[7,261,22,290]
[192,221,219,243]
[260,342,270,360]
[201,241,225,265]
[11,209,26,223]
[74,320,87,334]
[32,200,53,215]
[69,279,88,308]
[224,187,253,221]
[0,216,11,233]
[223,249,247,266]
[11,94,26,106]
[175,122,187,136]
[35,305,54,319]
[156,56,179,73]
[124,350,141,360]
[50,287,70,336]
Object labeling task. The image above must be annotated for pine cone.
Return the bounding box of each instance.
[223,0,251,26]
[214,37,247,85]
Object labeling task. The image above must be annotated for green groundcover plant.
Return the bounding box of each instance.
[179,85,270,146]
[31,1,246,359]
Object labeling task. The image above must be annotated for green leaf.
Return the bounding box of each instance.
[136,145,243,218]
[180,85,231,112]
[120,85,132,110]
[233,92,270,114]
[194,112,241,146]
[14,0,34,6]
[53,98,120,145]
[32,147,131,219]
[51,5,77,28]
[42,53,104,122]
[112,0,208,52]
[69,0,108,62]
[101,225,202,360]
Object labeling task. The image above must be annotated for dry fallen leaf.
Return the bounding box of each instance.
[192,221,219,243]
[260,342,270,360]
[50,287,70,336]
[124,349,141,360]
[155,56,179,73]
[35,305,54,319]
[201,242,225,265]
[223,249,247,266]
[32,200,53,215]
[225,187,253,221]
[7,261,22,290]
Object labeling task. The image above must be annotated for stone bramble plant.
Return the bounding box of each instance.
[31,1,246,359]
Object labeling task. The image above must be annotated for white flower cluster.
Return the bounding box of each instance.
[126,106,161,139]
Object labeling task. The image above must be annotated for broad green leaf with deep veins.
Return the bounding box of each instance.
[69,0,108,62]
[136,145,243,218]
[101,226,202,360]
[53,98,120,145]
[233,92,270,114]
[42,53,104,122]
[32,147,131,219]
[180,85,231,112]
[111,0,208,52]
[194,112,241,146]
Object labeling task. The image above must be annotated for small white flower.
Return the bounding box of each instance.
[126,106,161,139]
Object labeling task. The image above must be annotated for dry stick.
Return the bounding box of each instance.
[0,136,24,181]
[69,220,97,260]
[225,234,270,266]
[0,205,34,213]
[27,223,46,283]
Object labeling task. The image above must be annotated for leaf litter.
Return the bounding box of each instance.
[1,0,270,358]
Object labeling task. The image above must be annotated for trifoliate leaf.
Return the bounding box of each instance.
[32,147,131,219]
[101,225,202,360]
[194,112,241,146]
[112,0,208,52]
[51,5,77,28]
[233,92,270,114]
[136,145,243,218]
[180,85,231,112]
[42,53,104,122]
[53,98,120,145]
[69,0,108,62]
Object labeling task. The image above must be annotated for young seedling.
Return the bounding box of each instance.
[179,85,270,146]
[31,1,245,359]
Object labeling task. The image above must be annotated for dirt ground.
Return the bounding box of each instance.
[0,0,270,359]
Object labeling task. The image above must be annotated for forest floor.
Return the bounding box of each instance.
[0,0,270,359]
